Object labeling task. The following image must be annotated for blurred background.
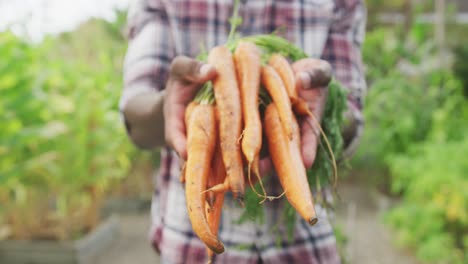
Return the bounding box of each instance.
[0,0,466,264]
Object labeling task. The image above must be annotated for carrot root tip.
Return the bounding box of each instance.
[210,241,225,254]
[308,217,318,226]
[234,194,245,207]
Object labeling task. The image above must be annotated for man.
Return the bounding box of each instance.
[120,0,366,263]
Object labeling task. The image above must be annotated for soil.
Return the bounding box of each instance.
[335,180,420,264]
[95,213,159,264]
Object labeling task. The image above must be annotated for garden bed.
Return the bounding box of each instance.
[0,216,119,264]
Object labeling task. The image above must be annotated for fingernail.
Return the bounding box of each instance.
[298,72,312,90]
[199,64,213,76]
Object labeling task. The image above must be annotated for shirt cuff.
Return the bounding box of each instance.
[341,99,364,160]
[119,88,166,149]
[119,83,158,113]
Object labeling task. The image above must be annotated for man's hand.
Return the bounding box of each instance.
[293,58,332,168]
[164,56,217,160]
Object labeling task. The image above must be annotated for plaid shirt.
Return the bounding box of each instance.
[121,0,366,263]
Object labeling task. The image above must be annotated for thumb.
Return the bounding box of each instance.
[170,56,217,84]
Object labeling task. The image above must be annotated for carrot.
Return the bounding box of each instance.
[261,65,296,140]
[185,104,224,254]
[180,101,198,183]
[205,145,226,263]
[292,99,310,116]
[267,55,337,188]
[267,54,313,118]
[185,101,198,125]
[208,45,245,202]
[206,109,226,208]
[268,54,298,103]
[264,103,318,225]
[234,41,262,166]
[233,41,266,197]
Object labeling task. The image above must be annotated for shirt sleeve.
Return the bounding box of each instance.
[120,0,174,111]
[321,0,367,158]
[119,0,175,149]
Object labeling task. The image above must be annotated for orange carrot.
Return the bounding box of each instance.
[208,46,245,202]
[264,103,318,225]
[180,101,198,183]
[268,54,297,103]
[261,65,296,140]
[185,104,224,254]
[234,41,262,166]
[267,54,312,118]
[205,145,226,262]
[292,98,311,116]
[185,101,198,125]
[233,41,266,196]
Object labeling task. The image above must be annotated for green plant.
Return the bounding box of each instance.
[453,44,468,98]
[0,18,138,240]
[386,105,468,263]
[356,21,442,164]
[334,224,349,264]
[355,22,468,263]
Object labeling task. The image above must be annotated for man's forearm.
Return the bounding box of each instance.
[122,90,166,149]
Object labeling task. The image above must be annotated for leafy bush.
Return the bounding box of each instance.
[453,44,468,98]
[356,24,468,263]
[0,22,137,240]
[358,26,441,166]
[385,89,468,263]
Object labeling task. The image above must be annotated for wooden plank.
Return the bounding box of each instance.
[75,216,119,264]
[0,251,76,264]
[0,216,119,264]
[0,240,73,251]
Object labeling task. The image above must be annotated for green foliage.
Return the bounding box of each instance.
[333,224,349,264]
[386,140,468,263]
[453,44,468,98]
[359,24,444,164]
[0,17,137,240]
[385,90,468,263]
[358,23,468,263]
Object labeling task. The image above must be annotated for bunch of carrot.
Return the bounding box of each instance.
[182,36,343,261]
